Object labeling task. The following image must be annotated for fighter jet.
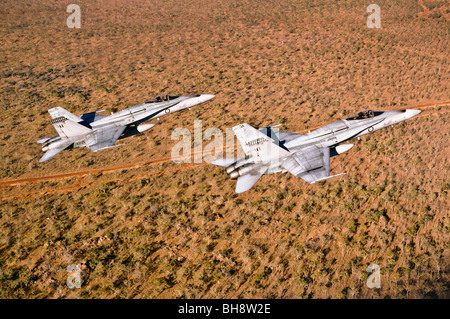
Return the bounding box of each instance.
[212,109,421,193]
[37,94,214,162]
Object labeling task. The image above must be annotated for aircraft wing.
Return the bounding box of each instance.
[86,125,127,152]
[281,146,331,183]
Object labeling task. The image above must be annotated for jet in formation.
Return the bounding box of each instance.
[212,109,421,193]
[37,94,215,162]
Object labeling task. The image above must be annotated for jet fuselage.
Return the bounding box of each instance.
[224,109,421,186]
[38,94,214,161]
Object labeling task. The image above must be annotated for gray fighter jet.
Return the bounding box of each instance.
[212,109,421,193]
[37,94,214,162]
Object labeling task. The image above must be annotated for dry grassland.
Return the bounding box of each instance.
[0,0,448,298]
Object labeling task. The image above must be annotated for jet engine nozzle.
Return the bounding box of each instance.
[226,165,236,174]
[230,170,240,179]
[229,164,256,179]
[226,158,254,174]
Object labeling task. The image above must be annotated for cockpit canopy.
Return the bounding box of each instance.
[346,110,384,121]
[145,95,179,103]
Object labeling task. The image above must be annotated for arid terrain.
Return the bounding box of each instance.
[0,0,449,298]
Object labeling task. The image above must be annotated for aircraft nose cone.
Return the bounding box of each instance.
[199,94,215,102]
[406,109,421,118]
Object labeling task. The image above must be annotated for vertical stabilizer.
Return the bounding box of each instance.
[48,107,82,123]
[48,107,92,139]
[232,123,290,164]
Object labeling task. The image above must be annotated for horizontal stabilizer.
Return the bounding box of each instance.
[235,170,264,193]
[39,147,68,162]
[211,158,237,167]
[36,137,51,144]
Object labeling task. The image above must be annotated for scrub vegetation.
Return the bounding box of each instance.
[0,0,448,298]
